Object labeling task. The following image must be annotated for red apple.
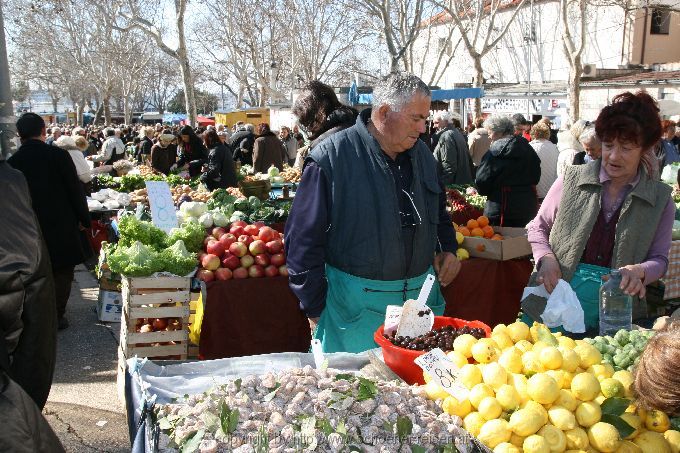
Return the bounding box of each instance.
[278,265,288,277]
[152,318,168,330]
[264,265,279,277]
[196,269,215,282]
[231,220,247,228]
[221,253,241,270]
[270,253,286,267]
[201,254,221,271]
[206,240,225,257]
[266,240,283,254]
[198,252,207,262]
[238,234,254,246]
[214,267,233,281]
[249,240,266,255]
[233,267,249,279]
[258,226,276,243]
[244,224,259,236]
[204,235,216,246]
[212,227,226,238]
[254,253,270,266]
[240,255,254,268]
[229,242,248,257]
[249,264,265,278]
[218,233,237,249]
[229,225,244,237]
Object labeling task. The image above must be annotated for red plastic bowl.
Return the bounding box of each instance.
[373,316,491,385]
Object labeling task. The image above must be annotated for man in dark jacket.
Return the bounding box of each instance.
[230,124,255,166]
[8,113,91,330]
[432,111,474,185]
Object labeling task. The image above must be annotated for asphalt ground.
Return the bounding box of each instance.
[44,265,130,452]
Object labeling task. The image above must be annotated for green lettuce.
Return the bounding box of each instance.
[117,215,168,250]
[166,222,206,253]
[107,241,162,277]
[159,240,197,277]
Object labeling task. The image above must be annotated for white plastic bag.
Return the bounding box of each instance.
[661,162,680,184]
[522,279,586,333]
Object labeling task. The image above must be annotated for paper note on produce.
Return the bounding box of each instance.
[146,181,178,232]
[415,348,469,401]
[384,305,403,336]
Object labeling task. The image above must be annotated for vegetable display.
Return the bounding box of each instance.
[583,329,654,372]
[117,215,167,250]
[107,241,163,277]
[167,222,206,253]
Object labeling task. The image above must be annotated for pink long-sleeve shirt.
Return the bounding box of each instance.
[526,166,675,285]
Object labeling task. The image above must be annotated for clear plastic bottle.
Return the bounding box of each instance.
[599,270,633,335]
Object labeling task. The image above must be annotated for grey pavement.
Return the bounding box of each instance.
[44,265,130,452]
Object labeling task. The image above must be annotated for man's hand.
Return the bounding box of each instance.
[308,317,320,334]
[536,254,561,293]
[433,252,461,287]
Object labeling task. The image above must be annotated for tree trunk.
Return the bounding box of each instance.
[123,97,131,125]
[103,95,111,125]
[77,100,85,126]
[93,103,104,125]
[568,63,582,123]
[178,57,197,126]
[472,55,484,119]
[51,97,58,113]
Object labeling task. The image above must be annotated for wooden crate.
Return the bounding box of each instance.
[120,276,191,360]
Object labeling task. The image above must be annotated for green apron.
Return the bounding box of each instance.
[314,265,446,353]
[522,263,610,334]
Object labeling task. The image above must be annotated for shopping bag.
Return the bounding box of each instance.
[521,279,586,333]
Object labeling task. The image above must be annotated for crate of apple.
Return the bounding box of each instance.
[195,221,288,282]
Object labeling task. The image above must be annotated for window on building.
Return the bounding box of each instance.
[438,38,452,56]
[650,8,671,35]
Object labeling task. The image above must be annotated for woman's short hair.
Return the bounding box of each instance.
[634,321,680,415]
[203,129,220,149]
[258,123,271,135]
[292,81,343,137]
[579,127,601,147]
[74,136,89,151]
[530,121,551,140]
[483,115,514,136]
[662,120,676,133]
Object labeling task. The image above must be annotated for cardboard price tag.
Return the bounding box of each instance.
[383,305,403,336]
[414,348,469,401]
[145,181,178,232]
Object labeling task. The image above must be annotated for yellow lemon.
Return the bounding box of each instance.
[424,380,449,400]
[559,348,580,373]
[620,413,642,440]
[453,334,478,358]
[446,350,469,369]
[470,383,496,409]
[533,340,550,354]
[573,343,602,369]
[549,405,577,431]
[479,396,503,420]
[555,389,579,412]
[472,341,500,364]
[664,430,680,453]
[600,378,625,398]
[507,322,531,343]
[442,395,472,419]
[524,434,552,453]
[459,363,483,389]
[515,339,534,354]
[558,336,577,350]
[509,408,546,437]
[645,410,671,433]
[464,411,487,437]
[492,324,510,336]
[634,431,672,453]
[483,362,509,389]
[602,363,615,378]
[456,248,470,260]
[493,332,515,350]
[523,400,549,424]
[571,373,601,401]
[529,323,542,343]
[499,347,524,374]
[494,442,521,453]
[587,364,609,381]
[527,373,560,405]
[595,394,607,405]
[509,373,530,403]
[538,424,568,452]
[510,433,527,447]
[612,370,634,398]
[541,347,564,370]
[575,401,602,428]
[546,370,567,389]
[565,427,590,450]
[617,440,643,453]
[588,422,621,452]
[523,351,546,375]
[496,384,521,411]
[456,231,464,245]
[423,371,432,383]
[478,419,512,449]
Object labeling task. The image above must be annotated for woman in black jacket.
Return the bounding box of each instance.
[200,129,238,190]
[173,125,209,177]
[475,115,541,227]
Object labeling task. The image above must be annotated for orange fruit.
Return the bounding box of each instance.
[475,244,486,252]
[491,234,504,240]
[467,219,479,230]
[482,225,494,238]
[459,227,471,236]
[471,227,484,237]
[477,216,490,228]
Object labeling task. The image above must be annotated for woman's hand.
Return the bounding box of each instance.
[618,265,646,298]
[536,254,562,293]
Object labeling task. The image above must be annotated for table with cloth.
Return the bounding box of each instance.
[194,258,533,359]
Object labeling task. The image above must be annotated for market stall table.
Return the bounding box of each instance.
[197,258,532,359]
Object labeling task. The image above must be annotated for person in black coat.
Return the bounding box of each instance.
[173,125,209,177]
[136,126,154,164]
[230,125,255,166]
[200,130,238,190]
[475,115,541,227]
[8,113,92,330]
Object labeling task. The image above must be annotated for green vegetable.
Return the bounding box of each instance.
[160,241,197,276]
[107,241,162,277]
[117,215,167,250]
[207,189,237,210]
[167,222,206,253]
[249,196,261,209]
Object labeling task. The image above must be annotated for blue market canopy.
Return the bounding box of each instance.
[356,87,483,105]
[163,113,187,123]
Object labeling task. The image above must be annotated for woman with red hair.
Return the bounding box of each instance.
[525,91,675,332]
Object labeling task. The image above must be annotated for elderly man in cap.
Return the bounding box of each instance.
[432,111,474,185]
[285,72,461,353]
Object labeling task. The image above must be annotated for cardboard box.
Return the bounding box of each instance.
[462,227,533,261]
[97,290,122,323]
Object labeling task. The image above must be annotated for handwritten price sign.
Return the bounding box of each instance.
[145,181,178,232]
[414,348,469,401]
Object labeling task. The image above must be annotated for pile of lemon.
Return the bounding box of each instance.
[422,321,679,453]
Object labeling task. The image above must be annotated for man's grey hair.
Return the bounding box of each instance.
[483,115,514,136]
[245,123,255,132]
[579,126,600,146]
[372,71,431,112]
[71,126,85,136]
[434,111,453,123]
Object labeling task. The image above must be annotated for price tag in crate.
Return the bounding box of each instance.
[383,305,403,336]
[146,181,178,232]
[415,348,469,401]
